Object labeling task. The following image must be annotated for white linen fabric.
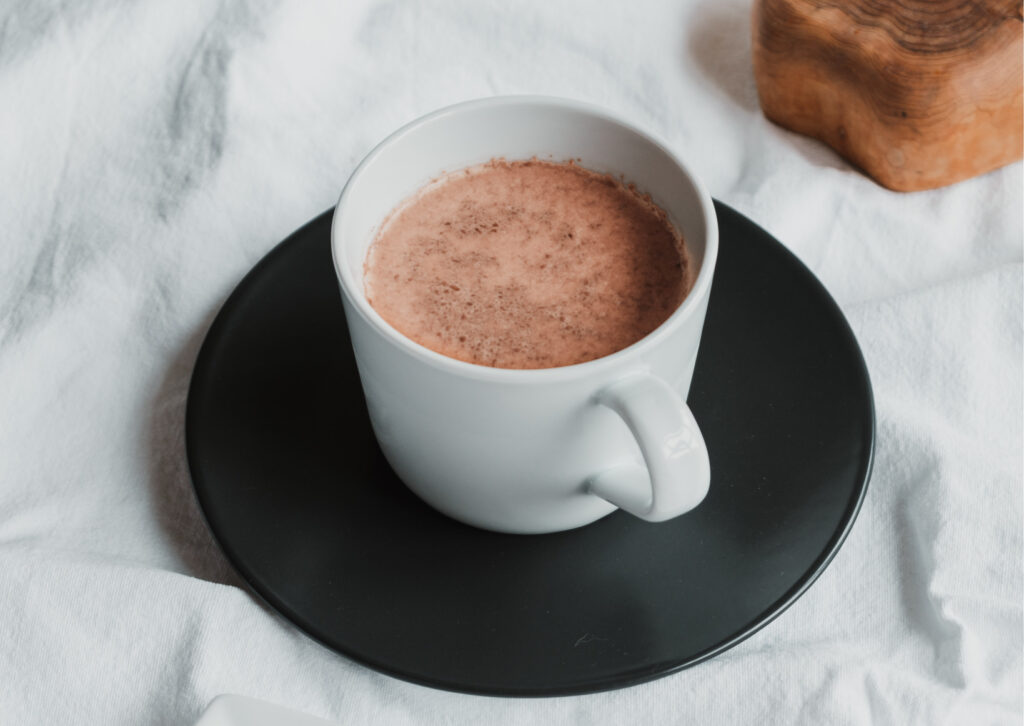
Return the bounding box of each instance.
[0,1,1020,724]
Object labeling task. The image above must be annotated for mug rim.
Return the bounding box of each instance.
[331,95,719,383]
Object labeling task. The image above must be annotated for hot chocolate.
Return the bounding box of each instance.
[364,159,691,369]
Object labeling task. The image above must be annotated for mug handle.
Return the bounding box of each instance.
[587,373,710,522]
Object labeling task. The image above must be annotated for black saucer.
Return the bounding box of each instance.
[186,201,874,696]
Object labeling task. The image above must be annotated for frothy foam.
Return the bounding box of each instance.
[364,159,691,369]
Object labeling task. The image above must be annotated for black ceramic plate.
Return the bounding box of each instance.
[186,201,874,696]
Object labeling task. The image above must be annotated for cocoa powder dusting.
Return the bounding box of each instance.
[364,159,691,369]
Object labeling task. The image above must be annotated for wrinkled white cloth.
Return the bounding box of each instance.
[1,1,1021,724]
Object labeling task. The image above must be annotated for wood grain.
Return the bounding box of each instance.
[752,0,1023,191]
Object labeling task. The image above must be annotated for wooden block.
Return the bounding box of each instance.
[752,0,1023,191]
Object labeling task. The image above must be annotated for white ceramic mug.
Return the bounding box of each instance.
[332,97,717,534]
